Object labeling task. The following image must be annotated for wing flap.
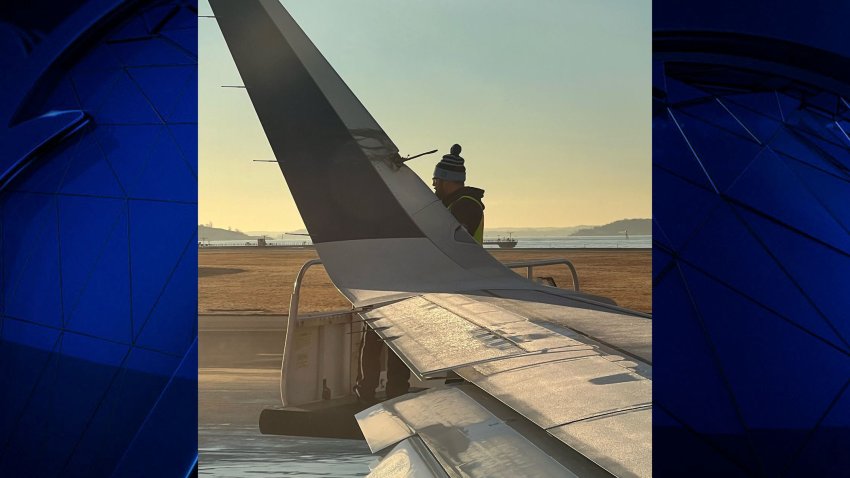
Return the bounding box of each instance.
[363,296,533,377]
[548,409,652,478]
[475,290,652,364]
[356,387,580,478]
[356,404,416,453]
[365,292,652,477]
[456,353,650,429]
[366,437,449,478]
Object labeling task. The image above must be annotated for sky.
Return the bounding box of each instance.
[199,0,651,232]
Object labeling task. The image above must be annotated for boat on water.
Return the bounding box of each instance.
[484,233,518,248]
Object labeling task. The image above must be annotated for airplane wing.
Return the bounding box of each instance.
[209,1,651,476]
[355,292,650,478]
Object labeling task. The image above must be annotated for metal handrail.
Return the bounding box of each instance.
[503,258,580,291]
[280,258,323,406]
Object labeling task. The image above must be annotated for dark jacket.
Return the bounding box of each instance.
[441,186,485,240]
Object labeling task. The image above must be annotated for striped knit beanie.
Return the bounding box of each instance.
[433,144,466,182]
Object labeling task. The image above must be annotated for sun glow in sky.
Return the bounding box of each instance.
[199,0,650,232]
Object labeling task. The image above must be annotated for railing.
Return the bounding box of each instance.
[287,259,323,324]
[280,258,323,406]
[503,258,580,291]
[281,259,365,406]
[285,258,361,325]
[280,259,579,406]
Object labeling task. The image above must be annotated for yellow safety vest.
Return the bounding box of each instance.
[448,195,484,244]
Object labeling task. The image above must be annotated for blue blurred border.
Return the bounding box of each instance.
[654,1,850,476]
[0,1,197,476]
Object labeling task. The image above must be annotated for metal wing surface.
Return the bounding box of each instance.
[210,1,651,477]
[358,292,651,478]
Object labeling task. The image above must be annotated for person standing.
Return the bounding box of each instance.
[354,144,485,403]
[431,144,485,243]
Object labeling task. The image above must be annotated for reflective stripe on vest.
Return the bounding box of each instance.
[448,195,484,244]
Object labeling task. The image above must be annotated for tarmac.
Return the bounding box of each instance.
[198,314,373,477]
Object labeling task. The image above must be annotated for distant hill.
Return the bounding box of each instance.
[485,226,591,237]
[198,225,258,241]
[571,219,651,236]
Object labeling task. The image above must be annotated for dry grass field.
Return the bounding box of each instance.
[198,247,651,314]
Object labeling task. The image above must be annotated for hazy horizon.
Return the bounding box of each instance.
[199,0,651,231]
[200,217,653,237]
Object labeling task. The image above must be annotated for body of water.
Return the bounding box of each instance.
[201,235,651,249]
[200,426,372,477]
[200,239,312,247]
[484,235,651,249]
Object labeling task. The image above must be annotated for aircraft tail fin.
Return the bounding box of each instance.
[210,0,422,243]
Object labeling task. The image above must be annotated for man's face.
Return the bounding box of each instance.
[433,178,462,200]
[432,177,446,199]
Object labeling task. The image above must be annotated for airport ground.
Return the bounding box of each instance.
[199,247,651,314]
[198,247,651,475]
